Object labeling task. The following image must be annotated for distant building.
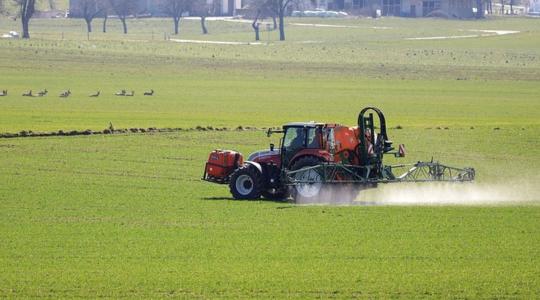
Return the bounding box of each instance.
[217,0,243,16]
[69,0,244,18]
[530,0,540,14]
[303,0,474,18]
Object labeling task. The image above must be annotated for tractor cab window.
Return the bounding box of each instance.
[307,127,321,148]
[283,127,306,150]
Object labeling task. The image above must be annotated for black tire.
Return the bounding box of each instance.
[261,188,290,201]
[289,156,323,202]
[229,166,262,200]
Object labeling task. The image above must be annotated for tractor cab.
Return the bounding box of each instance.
[280,122,325,168]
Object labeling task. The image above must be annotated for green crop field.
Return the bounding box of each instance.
[1,16,539,298]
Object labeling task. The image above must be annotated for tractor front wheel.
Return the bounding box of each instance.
[229,166,262,200]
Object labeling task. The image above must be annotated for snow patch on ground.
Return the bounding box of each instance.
[405,29,520,40]
[170,38,264,45]
[290,22,392,29]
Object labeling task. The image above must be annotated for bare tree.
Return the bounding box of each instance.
[248,0,277,40]
[255,10,266,41]
[161,0,191,35]
[108,0,136,34]
[250,0,292,41]
[192,0,212,34]
[102,2,109,33]
[13,0,37,38]
[475,0,484,18]
[78,0,105,33]
[509,0,514,14]
[247,1,261,40]
[268,0,292,41]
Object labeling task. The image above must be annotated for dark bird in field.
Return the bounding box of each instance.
[22,90,33,97]
[115,90,126,96]
[59,90,71,98]
[90,91,100,97]
[126,90,135,97]
[37,89,48,97]
[144,89,154,96]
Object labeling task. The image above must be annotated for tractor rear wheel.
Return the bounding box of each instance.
[229,166,262,200]
[290,156,324,202]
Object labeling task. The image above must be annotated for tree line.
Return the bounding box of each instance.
[0,0,295,41]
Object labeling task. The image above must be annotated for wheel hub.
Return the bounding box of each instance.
[235,174,254,195]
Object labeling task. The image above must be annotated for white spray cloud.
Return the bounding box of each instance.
[358,182,540,206]
[293,181,540,206]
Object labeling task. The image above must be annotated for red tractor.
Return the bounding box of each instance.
[203,107,474,202]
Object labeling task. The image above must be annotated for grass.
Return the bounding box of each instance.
[0,16,539,298]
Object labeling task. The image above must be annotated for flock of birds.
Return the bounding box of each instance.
[0,89,154,98]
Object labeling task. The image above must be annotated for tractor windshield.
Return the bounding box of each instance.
[283,127,305,151]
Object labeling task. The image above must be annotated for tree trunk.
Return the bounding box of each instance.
[201,16,208,34]
[85,18,92,33]
[22,16,30,39]
[103,14,108,33]
[120,17,127,34]
[510,0,513,14]
[173,17,180,35]
[252,11,261,41]
[475,0,484,18]
[278,13,285,41]
[254,26,260,41]
[20,0,36,39]
[252,22,259,40]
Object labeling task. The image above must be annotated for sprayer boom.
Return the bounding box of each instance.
[285,161,475,185]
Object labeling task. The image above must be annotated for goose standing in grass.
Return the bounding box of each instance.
[0,90,7,96]
[59,90,71,98]
[22,90,33,97]
[37,89,48,97]
[144,89,154,96]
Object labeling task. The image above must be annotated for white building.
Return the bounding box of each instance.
[298,0,475,17]
[215,0,244,16]
[529,0,540,14]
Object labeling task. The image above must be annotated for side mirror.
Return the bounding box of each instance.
[270,143,275,151]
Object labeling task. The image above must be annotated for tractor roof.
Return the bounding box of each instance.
[283,122,324,128]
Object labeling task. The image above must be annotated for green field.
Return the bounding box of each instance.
[1,16,539,297]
